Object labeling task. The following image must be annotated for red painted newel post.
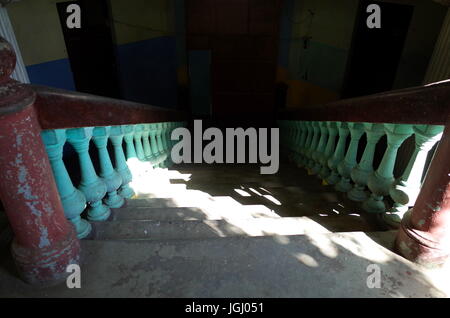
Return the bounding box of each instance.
[395,115,450,267]
[0,37,80,285]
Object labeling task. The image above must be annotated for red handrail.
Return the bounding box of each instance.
[31,85,187,130]
[279,80,450,125]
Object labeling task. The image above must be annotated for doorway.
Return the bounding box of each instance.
[342,0,414,98]
[186,0,282,127]
[56,0,120,98]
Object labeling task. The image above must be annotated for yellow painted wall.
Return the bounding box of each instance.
[110,0,174,45]
[290,0,358,51]
[7,0,70,66]
[7,0,175,65]
[286,79,339,109]
[284,0,447,109]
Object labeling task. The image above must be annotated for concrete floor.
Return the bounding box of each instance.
[0,162,449,297]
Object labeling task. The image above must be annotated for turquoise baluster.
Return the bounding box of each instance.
[149,123,161,166]
[160,122,170,167]
[156,123,167,167]
[110,126,135,199]
[123,125,137,160]
[142,124,154,162]
[363,124,414,213]
[164,122,174,167]
[348,123,385,202]
[335,123,365,192]
[299,121,313,167]
[92,126,124,208]
[294,121,307,163]
[384,124,444,225]
[325,122,349,185]
[41,129,91,239]
[66,127,110,221]
[305,122,320,173]
[134,124,146,162]
[318,121,338,180]
[311,122,329,175]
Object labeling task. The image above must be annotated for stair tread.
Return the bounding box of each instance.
[111,204,281,221]
[92,215,376,240]
[2,230,448,297]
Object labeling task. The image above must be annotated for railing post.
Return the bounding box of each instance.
[66,127,110,221]
[385,125,444,226]
[92,126,125,208]
[0,37,79,285]
[395,118,450,267]
[41,129,91,239]
[109,126,135,199]
[348,123,385,201]
[335,122,365,192]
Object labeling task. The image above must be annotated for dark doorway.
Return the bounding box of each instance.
[342,0,414,98]
[57,0,120,98]
[186,0,282,127]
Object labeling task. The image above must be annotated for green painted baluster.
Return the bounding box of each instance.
[67,127,110,221]
[335,123,365,192]
[123,125,137,160]
[305,122,320,173]
[348,123,385,201]
[318,121,338,180]
[134,124,146,162]
[325,122,349,185]
[149,124,160,166]
[293,121,307,163]
[156,123,167,167]
[289,120,299,161]
[311,122,329,175]
[142,124,154,162]
[109,126,135,199]
[363,124,414,213]
[41,129,91,239]
[160,122,170,167]
[165,122,175,167]
[92,126,124,208]
[299,121,313,167]
[384,124,444,225]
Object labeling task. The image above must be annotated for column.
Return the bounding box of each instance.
[363,124,413,213]
[348,123,385,202]
[41,129,91,239]
[92,126,124,208]
[110,126,135,199]
[325,122,349,185]
[66,127,110,221]
[384,125,444,226]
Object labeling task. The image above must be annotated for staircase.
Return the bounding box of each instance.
[1,162,449,297]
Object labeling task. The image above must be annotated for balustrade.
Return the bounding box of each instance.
[279,120,443,227]
[40,121,183,230]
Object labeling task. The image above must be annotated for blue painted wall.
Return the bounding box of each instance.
[115,36,178,108]
[26,58,76,91]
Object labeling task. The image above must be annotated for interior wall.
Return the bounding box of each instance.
[282,0,447,108]
[7,0,76,90]
[109,0,179,108]
[7,0,184,109]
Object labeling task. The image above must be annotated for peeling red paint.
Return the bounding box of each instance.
[0,36,80,286]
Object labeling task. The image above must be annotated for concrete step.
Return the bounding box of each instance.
[111,204,281,221]
[91,214,376,241]
[2,230,449,297]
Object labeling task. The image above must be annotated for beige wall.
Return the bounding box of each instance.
[7,0,69,66]
[110,0,174,45]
